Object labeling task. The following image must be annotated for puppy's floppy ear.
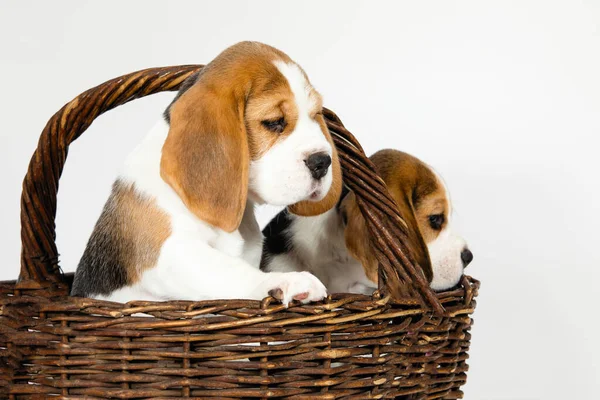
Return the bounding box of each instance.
[163,71,201,123]
[391,189,433,283]
[288,117,343,216]
[161,75,249,233]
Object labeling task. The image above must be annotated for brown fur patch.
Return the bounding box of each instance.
[108,182,170,282]
[245,87,299,160]
[71,181,171,297]
[415,196,448,243]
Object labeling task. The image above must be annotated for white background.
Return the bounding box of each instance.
[1,1,599,399]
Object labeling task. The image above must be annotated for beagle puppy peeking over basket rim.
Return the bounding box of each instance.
[71,41,342,305]
[261,149,473,295]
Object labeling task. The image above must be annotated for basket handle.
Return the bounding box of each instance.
[18,65,444,313]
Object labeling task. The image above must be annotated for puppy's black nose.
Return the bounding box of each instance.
[305,152,331,180]
[461,248,473,267]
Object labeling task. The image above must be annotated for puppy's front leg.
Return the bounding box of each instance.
[143,235,327,305]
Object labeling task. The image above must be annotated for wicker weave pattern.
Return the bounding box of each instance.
[0,66,480,399]
[1,277,478,399]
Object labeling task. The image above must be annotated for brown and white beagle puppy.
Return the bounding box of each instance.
[261,149,473,294]
[71,42,342,305]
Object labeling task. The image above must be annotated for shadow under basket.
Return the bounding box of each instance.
[0,65,480,399]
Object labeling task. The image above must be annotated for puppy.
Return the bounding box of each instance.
[71,41,342,305]
[261,149,473,294]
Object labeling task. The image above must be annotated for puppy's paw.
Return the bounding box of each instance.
[267,272,327,306]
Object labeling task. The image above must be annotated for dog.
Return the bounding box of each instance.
[261,149,473,294]
[71,41,342,305]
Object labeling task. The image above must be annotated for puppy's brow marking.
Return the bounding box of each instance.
[273,61,318,116]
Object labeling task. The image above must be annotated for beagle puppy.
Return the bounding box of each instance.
[261,149,473,294]
[71,42,342,305]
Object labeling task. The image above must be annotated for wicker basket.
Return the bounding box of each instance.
[0,66,479,399]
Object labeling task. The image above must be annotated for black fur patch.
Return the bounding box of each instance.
[260,209,294,270]
[163,71,201,124]
[71,182,131,298]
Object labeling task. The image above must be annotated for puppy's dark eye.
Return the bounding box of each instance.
[429,214,445,230]
[261,117,286,134]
